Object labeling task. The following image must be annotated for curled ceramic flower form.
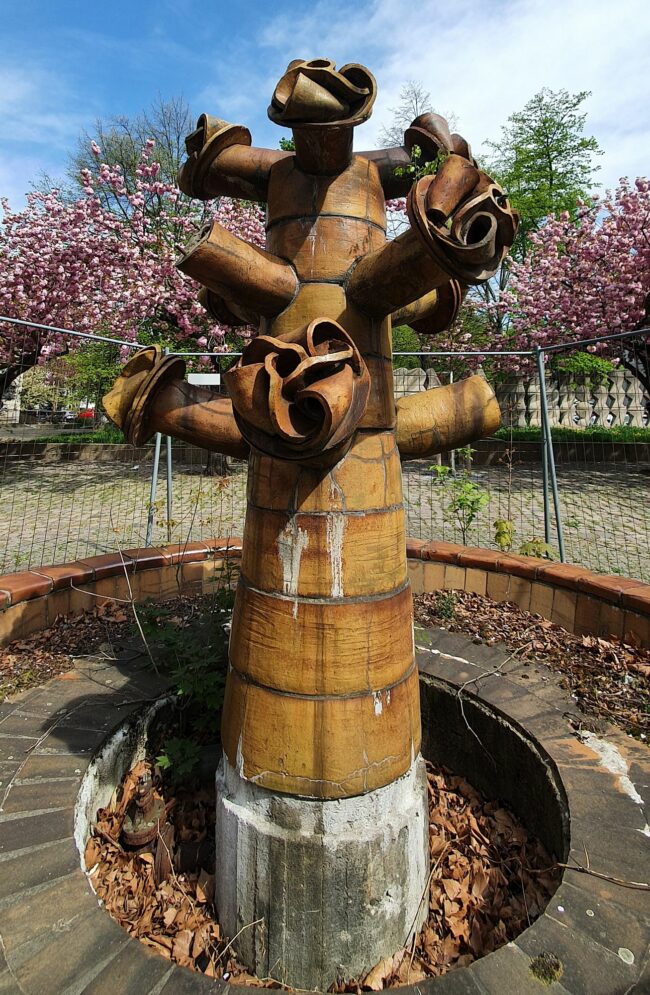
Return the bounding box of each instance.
[407,155,519,284]
[269,60,376,126]
[178,114,252,198]
[404,112,477,167]
[103,346,186,446]
[224,319,370,462]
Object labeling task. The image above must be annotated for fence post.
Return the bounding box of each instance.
[448,369,456,475]
[535,347,566,562]
[163,349,173,543]
[536,354,552,545]
[165,433,173,543]
[145,432,162,547]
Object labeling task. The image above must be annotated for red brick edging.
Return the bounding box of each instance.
[0,538,648,648]
[406,539,650,648]
[0,539,243,646]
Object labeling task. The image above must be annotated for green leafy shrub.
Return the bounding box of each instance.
[30,425,127,444]
[392,324,423,370]
[551,351,615,386]
[394,143,448,182]
[519,538,556,559]
[493,425,650,443]
[430,448,490,545]
[156,738,202,780]
[434,590,457,620]
[139,584,235,783]
[494,518,515,551]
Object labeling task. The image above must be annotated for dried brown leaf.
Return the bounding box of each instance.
[362,955,394,990]
[84,838,102,870]
[172,929,194,961]
[196,869,215,905]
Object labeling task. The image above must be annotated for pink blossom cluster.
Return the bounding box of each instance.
[497,177,650,371]
[0,141,265,372]
[384,178,650,375]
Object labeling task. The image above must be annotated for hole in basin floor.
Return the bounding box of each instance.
[85,748,560,989]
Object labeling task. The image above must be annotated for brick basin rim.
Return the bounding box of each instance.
[0,538,634,611]
[1,572,648,990]
[75,678,574,992]
[405,540,650,649]
[0,538,648,613]
[0,537,650,647]
[1,538,649,650]
[0,538,244,611]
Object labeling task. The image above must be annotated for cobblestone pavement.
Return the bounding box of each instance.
[403,459,650,582]
[1,455,649,582]
[0,455,247,573]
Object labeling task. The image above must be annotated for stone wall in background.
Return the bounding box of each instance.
[393,368,650,428]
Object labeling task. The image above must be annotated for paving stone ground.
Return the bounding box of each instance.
[0,455,247,574]
[0,655,184,995]
[0,455,649,582]
[403,459,650,582]
[0,633,648,993]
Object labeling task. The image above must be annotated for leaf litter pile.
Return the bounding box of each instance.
[415,590,650,740]
[0,593,223,703]
[86,759,226,976]
[5,585,646,985]
[85,755,559,988]
[0,601,133,701]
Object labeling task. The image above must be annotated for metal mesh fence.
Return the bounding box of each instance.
[0,327,247,570]
[1,317,648,581]
[396,337,650,580]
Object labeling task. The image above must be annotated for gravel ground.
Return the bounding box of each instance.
[0,455,648,581]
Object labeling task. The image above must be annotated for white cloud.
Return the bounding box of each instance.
[256,0,650,190]
[0,64,86,149]
[0,61,89,206]
[2,0,647,208]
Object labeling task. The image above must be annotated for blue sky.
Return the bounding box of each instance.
[1,0,648,208]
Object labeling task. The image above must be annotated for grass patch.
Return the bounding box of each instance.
[493,425,650,444]
[24,426,138,445]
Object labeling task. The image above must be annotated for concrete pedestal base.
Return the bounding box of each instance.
[214,754,429,991]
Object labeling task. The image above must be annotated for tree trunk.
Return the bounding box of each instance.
[0,354,38,408]
[621,343,650,417]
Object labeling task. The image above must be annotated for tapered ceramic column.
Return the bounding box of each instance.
[213,137,430,985]
[103,57,518,990]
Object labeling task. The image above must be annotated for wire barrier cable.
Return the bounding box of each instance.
[1,317,648,581]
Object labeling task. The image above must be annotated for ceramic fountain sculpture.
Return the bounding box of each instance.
[104,59,517,989]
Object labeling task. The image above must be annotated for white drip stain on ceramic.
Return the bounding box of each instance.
[277,519,309,597]
[580,731,648,835]
[326,513,346,598]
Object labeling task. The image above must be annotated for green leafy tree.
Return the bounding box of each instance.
[485,88,602,260]
[467,88,602,347]
[551,352,615,387]
[430,448,490,545]
[61,343,123,409]
[392,324,422,369]
[17,363,68,411]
